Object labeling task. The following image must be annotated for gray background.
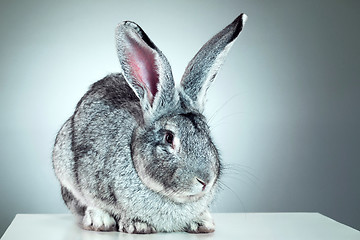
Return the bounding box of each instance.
[0,0,359,237]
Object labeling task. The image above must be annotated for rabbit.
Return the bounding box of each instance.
[52,13,247,234]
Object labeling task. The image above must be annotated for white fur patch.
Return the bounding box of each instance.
[82,208,116,231]
[242,13,248,24]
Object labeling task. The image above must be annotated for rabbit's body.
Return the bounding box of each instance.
[53,14,247,233]
[53,74,215,232]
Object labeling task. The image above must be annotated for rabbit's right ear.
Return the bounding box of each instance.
[116,21,176,119]
[180,14,247,113]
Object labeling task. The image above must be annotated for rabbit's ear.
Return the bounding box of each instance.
[116,21,176,117]
[180,14,247,112]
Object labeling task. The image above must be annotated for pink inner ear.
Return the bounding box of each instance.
[127,37,159,103]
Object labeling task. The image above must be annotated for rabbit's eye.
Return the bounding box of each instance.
[165,131,174,145]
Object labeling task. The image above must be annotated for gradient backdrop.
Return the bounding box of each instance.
[0,0,359,236]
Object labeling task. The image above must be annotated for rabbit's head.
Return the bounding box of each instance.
[116,14,247,203]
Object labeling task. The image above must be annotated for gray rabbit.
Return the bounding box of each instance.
[52,13,247,234]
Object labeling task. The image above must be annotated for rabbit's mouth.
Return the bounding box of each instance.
[171,192,206,203]
[169,177,215,203]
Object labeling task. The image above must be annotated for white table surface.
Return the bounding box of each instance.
[1,213,359,240]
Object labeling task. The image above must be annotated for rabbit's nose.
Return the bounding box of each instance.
[196,177,207,191]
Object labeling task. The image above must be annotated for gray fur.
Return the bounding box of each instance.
[53,14,247,234]
[180,14,248,112]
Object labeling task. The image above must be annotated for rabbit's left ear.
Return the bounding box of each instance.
[116,21,176,118]
[180,14,247,112]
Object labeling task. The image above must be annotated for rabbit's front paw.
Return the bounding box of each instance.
[186,221,215,233]
[82,208,117,231]
[186,211,215,233]
[118,219,156,234]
